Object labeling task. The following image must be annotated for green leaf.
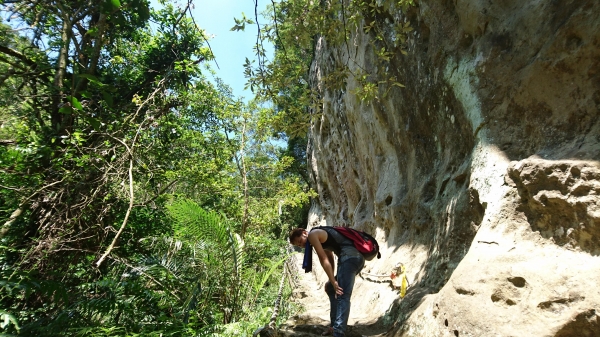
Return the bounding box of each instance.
[69,96,83,111]
[87,117,101,130]
[230,23,245,32]
[77,74,105,87]
[0,310,20,331]
[77,74,97,80]
[87,27,99,37]
[138,3,150,21]
[102,0,120,12]
[102,91,113,107]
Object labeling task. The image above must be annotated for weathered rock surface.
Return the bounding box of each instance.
[302,0,600,336]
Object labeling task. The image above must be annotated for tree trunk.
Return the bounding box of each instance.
[51,9,72,133]
[240,116,249,238]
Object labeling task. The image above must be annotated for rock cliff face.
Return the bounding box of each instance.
[305,0,600,336]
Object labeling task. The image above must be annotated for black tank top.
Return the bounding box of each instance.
[312,227,341,255]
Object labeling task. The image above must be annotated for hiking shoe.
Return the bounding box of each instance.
[321,327,334,336]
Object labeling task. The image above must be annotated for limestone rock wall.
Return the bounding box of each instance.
[305,0,600,336]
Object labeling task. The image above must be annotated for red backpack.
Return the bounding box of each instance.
[328,226,381,261]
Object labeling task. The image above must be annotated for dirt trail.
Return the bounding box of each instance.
[280,255,391,337]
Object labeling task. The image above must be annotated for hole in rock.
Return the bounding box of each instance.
[508,276,526,288]
[570,166,580,178]
[385,195,393,206]
[439,178,449,195]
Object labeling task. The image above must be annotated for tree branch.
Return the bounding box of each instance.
[0,140,16,146]
[95,157,135,267]
[0,178,65,239]
[137,179,178,206]
[0,45,35,67]
[185,3,219,70]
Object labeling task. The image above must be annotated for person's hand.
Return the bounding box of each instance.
[332,280,343,296]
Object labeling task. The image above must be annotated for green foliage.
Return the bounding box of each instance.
[0,200,293,336]
[0,0,213,260]
[133,199,246,328]
[0,0,310,335]
[231,12,255,32]
[0,310,20,333]
[244,0,416,125]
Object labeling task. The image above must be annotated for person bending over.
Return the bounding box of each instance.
[289,227,364,337]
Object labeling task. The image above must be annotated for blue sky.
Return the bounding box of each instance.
[152,0,274,101]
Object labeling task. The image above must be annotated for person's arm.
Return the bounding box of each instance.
[325,250,335,274]
[308,229,343,295]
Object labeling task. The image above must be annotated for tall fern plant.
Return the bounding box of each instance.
[27,199,290,336]
[133,199,245,329]
[168,199,244,324]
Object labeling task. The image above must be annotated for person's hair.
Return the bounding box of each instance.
[288,228,306,243]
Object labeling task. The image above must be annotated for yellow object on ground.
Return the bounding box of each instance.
[399,264,408,298]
